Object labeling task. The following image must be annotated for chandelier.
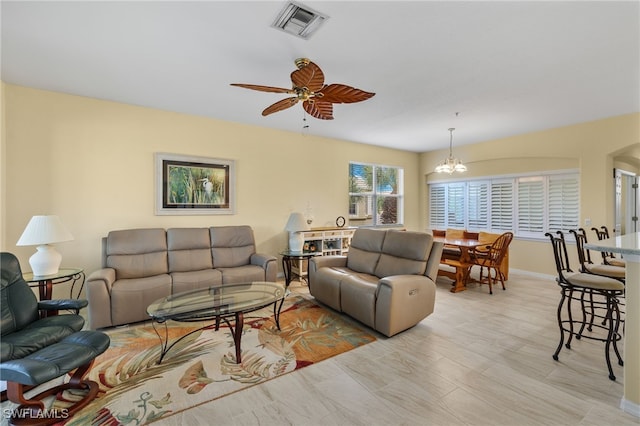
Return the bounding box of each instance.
[435,128,467,174]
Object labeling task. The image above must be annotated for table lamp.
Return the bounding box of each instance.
[285,212,310,252]
[16,215,74,276]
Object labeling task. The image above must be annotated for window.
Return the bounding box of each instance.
[349,162,404,226]
[428,172,579,239]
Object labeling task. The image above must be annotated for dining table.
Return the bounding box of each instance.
[585,232,640,417]
[434,236,486,293]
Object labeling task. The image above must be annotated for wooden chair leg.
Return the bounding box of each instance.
[5,361,100,426]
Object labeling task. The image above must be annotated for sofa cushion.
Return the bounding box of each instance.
[106,228,168,279]
[374,230,432,278]
[346,228,386,275]
[171,269,222,294]
[167,228,213,272]
[111,275,171,326]
[210,226,256,268]
[340,274,378,328]
[217,265,266,284]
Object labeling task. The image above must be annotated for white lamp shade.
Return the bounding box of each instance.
[284,212,310,232]
[16,215,73,276]
[16,215,74,246]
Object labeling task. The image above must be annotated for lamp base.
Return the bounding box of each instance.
[289,232,305,252]
[29,245,62,276]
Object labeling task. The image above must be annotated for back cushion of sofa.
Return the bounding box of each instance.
[167,228,213,272]
[374,230,432,278]
[106,228,168,279]
[346,228,386,275]
[210,226,256,268]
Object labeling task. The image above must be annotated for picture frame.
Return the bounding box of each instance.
[155,153,236,215]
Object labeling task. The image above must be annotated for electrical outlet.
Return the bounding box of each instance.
[585,218,592,226]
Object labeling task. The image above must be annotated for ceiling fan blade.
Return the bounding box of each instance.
[262,97,299,116]
[303,100,334,120]
[291,61,325,92]
[317,84,375,104]
[230,83,294,94]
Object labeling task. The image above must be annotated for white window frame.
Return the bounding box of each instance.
[428,170,579,240]
[349,162,404,227]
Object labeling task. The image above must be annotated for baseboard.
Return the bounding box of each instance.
[621,398,640,418]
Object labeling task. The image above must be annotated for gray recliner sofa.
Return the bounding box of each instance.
[86,225,276,329]
[308,228,443,337]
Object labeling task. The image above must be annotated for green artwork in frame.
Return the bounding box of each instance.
[155,153,236,215]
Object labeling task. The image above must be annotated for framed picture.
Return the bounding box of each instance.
[155,153,236,215]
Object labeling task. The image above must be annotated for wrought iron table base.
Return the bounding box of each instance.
[152,300,284,365]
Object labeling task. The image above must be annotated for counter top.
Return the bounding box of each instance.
[585,232,640,256]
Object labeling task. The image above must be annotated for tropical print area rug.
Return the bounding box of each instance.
[56,294,376,425]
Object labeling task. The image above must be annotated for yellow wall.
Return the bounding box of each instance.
[420,113,640,275]
[1,84,420,278]
[2,83,638,281]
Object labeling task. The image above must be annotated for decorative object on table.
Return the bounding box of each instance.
[336,216,346,227]
[284,212,310,252]
[231,58,375,120]
[305,202,314,226]
[155,153,236,215]
[435,127,467,174]
[51,295,375,426]
[16,215,74,276]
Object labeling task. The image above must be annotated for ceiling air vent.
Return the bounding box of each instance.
[271,1,328,40]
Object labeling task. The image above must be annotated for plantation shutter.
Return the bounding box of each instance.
[517,177,545,235]
[468,181,489,230]
[447,183,465,229]
[548,174,579,233]
[428,184,446,229]
[490,180,514,231]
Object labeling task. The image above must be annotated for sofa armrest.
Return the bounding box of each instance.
[251,253,278,282]
[308,255,347,276]
[375,275,436,337]
[425,241,444,281]
[86,268,116,329]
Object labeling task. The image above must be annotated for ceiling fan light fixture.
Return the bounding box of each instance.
[272,1,328,40]
[435,128,467,174]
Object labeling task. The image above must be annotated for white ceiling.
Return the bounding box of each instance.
[1,1,639,153]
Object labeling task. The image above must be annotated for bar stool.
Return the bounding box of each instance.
[546,231,625,380]
[591,226,626,267]
[570,228,625,282]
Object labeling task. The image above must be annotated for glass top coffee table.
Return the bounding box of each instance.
[147,281,287,364]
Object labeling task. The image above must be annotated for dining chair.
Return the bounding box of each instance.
[469,232,513,294]
[545,231,624,380]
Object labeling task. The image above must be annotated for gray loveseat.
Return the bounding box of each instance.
[308,228,443,337]
[86,225,276,329]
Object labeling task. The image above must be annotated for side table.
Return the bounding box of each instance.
[280,250,320,288]
[23,268,84,316]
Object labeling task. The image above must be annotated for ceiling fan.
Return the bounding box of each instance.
[230,58,375,120]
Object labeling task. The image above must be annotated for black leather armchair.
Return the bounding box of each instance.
[0,252,110,425]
